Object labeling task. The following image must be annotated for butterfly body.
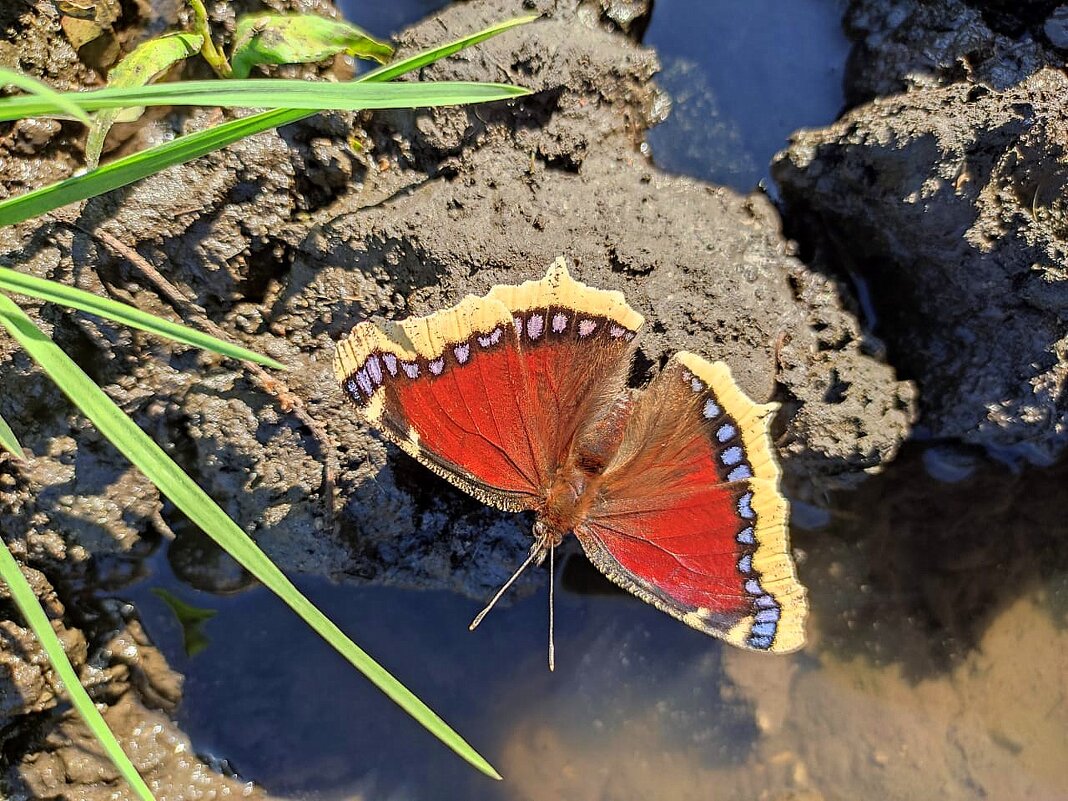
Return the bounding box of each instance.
[335,259,807,653]
[539,470,589,538]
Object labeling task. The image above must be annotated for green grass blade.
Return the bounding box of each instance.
[0,538,156,801]
[0,15,538,227]
[0,109,307,227]
[0,66,91,124]
[0,79,528,120]
[0,294,501,780]
[362,14,539,82]
[0,266,284,369]
[0,409,24,458]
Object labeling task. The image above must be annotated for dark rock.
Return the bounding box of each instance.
[842,0,1051,106]
[773,66,1068,464]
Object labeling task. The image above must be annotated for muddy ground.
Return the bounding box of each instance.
[0,0,1064,798]
[776,0,1068,463]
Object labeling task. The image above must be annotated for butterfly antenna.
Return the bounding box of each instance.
[469,543,543,631]
[548,544,556,672]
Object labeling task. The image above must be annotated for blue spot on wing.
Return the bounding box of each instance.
[721,446,744,466]
[755,607,780,624]
[751,621,777,638]
[728,465,752,481]
[738,492,755,519]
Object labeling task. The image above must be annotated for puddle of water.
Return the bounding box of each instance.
[335,0,450,39]
[115,444,1068,801]
[643,0,850,192]
[121,549,756,799]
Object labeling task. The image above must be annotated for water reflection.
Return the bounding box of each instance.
[644,0,850,191]
[335,0,450,38]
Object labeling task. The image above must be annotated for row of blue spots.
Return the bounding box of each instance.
[716,423,753,482]
[684,369,755,484]
[345,328,511,404]
[743,575,781,649]
[736,495,780,649]
[683,368,775,647]
[686,375,782,649]
[523,309,636,343]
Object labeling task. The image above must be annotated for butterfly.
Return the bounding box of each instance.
[334,258,807,666]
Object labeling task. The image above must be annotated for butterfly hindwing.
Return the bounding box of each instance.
[334,258,645,512]
[576,352,806,652]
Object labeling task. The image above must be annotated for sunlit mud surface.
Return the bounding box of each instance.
[116,446,1068,801]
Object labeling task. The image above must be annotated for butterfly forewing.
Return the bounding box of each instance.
[486,259,644,474]
[334,258,644,511]
[577,352,806,653]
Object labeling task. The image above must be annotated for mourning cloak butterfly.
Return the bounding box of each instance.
[335,258,806,662]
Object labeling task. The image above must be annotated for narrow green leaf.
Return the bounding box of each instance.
[0,109,306,226]
[86,32,204,169]
[0,538,156,801]
[0,266,285,369]
[0,15,538,227]
[0,409,24,459]
[0,66,91,124]
[0,294,501,780]
[361,14,539,83]
[231,13,392,79]
[0,78,528,120]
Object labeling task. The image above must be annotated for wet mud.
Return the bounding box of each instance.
[775,0,1068,464]
[0,0,1065,798]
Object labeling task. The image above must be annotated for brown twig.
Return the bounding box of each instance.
[88,228,338,533]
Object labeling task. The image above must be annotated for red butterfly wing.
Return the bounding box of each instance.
[334,259,644,511]
[576,353,806,652]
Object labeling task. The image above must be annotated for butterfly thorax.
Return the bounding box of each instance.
[538,391,635,538]
[538,467,593,540]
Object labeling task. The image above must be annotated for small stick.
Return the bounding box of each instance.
[88,228,338,533]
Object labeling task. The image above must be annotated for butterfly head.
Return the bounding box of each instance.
[532,519,565,558]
